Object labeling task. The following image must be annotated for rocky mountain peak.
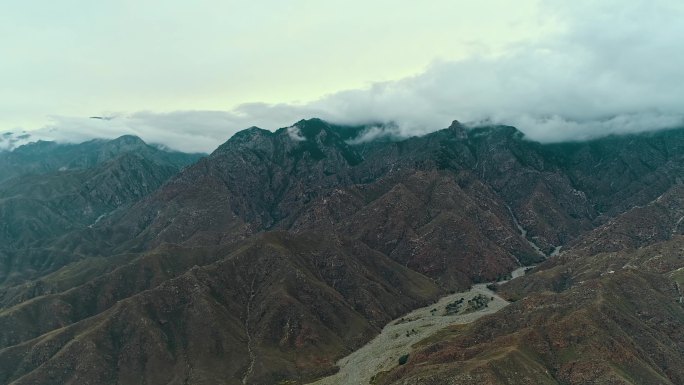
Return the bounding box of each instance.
[109,134,146,145]
[213,126,274,155]
[100,135,149,154]
[448,119,468,140]
[281,119,364,166]
[291,118,329,139]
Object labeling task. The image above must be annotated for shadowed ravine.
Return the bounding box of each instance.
[309,266,531,385]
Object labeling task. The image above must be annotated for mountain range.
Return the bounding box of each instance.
[0,119,682,384]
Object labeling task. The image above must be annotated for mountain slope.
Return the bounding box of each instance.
[0,232,441,385]
[0,136,202,286]
[1,120,684,384]
[0,135,198,183]
[375,185,684,385]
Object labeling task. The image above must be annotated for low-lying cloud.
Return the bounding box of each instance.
[6,0,684,153]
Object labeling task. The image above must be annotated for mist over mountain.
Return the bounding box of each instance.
[0,132,33,152]
[5,0,684,153]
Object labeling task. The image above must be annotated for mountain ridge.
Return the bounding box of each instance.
[1,119,683,384]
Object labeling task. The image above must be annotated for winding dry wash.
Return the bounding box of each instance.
[310,267,529,385]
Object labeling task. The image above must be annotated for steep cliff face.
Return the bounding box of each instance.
[1,121,683,384]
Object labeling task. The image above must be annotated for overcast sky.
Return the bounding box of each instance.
[2,0,683,152]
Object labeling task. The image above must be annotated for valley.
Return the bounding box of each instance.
[310,266,530,385]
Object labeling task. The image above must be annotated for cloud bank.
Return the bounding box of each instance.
[7,0,684,153]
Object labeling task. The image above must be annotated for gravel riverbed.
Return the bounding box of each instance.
[309,266,530,385]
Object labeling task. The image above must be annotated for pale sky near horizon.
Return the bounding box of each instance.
[2,0,683,152]
[1,0,553,129]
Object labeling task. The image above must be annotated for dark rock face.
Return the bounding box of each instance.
[448,120,468,140]
[1,120,684,384]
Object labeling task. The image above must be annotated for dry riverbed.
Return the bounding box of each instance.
[309,266,530,385]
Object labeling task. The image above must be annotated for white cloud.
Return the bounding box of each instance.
[0,131,34,151]
[286,125,306,141]
[344,124,403,145]
[10,0,684,153]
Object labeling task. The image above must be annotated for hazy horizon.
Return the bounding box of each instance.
[3,0,683,152]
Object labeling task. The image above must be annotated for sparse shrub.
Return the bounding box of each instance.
[398,354,409,365]
[464,294,491,312]
[444,298,464,315]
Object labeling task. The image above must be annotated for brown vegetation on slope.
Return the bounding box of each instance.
[375,186,684,385]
